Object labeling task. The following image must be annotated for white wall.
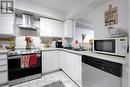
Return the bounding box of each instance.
[128,0,130,86]
[15,0,65,20]
[79,0,129,87]
[81,0,128,39]
[75,27,94,43]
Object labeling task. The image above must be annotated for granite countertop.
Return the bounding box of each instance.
[41,48,127,64]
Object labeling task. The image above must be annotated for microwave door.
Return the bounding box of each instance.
[94,41,103,51]
[94,40,115,53]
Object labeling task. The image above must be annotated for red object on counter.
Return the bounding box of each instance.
[29,53,37,66]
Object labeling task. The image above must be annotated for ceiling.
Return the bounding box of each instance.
[22,0,92,18]
[74,0,109,18]
[17,0,109,21]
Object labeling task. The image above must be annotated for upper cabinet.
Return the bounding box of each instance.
[40,17,63,37]
[63,19,74,38]
[0,15,14,35]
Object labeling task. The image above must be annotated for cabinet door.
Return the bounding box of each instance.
[0,15,14,35]
[42,51,60,73]
[40,18,52,37]
[60,51,82,86]
[63,20,74,38]
[60,51,67,71]
[57,21,63,37]
[52,20,63,37]
[68,53,82,86]
[67,20,74,38]
[40,18,63,37]
[0,71,8,85]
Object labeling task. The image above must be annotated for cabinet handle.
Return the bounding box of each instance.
[0,64,7,67]
[0,70,7,73]
[0,59,7,61]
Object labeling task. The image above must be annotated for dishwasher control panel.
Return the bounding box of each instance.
[82,55,122,77]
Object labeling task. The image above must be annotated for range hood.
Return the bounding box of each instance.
[18,14,38,30]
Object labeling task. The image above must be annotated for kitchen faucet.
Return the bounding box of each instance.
[80,34,86,50]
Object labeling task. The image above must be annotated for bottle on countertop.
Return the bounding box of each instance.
[51,41,56,48]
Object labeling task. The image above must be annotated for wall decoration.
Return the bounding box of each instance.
[105,4,118,26]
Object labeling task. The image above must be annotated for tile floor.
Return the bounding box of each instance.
[11,71,79,87]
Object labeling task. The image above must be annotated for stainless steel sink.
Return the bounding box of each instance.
[71,48,86,51]
[63,47,87,51]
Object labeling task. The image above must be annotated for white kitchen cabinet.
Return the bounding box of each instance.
[0,52,8,82]
[40,17,63,37]
[0,15,14,35]
[0,71,8,85]
[63,19,74,38]
[60,51,82,86]
[42,51,60,73]
[52,20,63,37]
[60,51,65,70]
[40,18,52,37]
[0,59,7,66]
[0,53,8,86]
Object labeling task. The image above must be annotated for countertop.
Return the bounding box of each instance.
[0,48,126,64]
[41,48,127,64]
[0,49,9,54]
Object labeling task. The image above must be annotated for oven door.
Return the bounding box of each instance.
[94,39,115,54]
[8,53,41,81]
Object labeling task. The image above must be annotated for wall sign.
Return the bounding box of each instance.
[105,4,118,26]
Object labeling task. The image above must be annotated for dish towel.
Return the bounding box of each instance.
[29,53,37,66]
[20,55,30,68]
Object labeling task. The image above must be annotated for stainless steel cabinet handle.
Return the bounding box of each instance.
[8,56,20,59]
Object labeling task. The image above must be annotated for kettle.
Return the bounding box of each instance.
[51,41,56,48]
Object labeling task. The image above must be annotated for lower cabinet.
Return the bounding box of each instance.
[60,51,82,87]
[0,71,8,85]
[0,53,8,86]
[42,51,60,73]
[42,50,82,86]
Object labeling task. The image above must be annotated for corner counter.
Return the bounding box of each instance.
[41,48,127,64]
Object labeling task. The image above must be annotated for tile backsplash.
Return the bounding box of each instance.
[41,37,62,48]
[0,37,15,49]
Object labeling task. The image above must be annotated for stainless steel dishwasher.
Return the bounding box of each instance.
[82,55,122,87]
